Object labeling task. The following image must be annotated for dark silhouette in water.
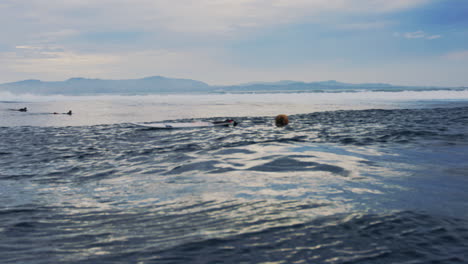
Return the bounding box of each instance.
[9,107,28,112]
[275,114,289,127]
[212,119,238,126]
[52,110,72,115]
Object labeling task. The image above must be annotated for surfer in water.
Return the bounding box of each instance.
[213,119,238,127]
[19,107,28,112]
[9,107,28,112]
[52,110,72,115]
[275,114,289,127]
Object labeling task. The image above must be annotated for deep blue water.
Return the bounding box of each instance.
[1,102,468,263]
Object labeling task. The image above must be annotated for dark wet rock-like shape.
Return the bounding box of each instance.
[248,156,350,176]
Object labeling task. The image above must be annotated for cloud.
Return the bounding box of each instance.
[394,30,442,40]
[0,46,120,80]
[404,30,426,38]
[338,20,395,30]
[1,1,433,55]
[443,50,468,61]
[2,0,430,36]
[426,35,442,40]
[0,0,432,74]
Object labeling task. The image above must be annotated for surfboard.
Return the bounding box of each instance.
[133,121,234,129]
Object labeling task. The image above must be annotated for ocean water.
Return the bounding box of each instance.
[1,91,468,263]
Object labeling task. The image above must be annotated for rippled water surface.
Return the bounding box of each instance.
[1,92,468,263]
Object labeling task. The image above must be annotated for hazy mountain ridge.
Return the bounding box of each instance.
[0,76,465,95]
[0,76,211,95]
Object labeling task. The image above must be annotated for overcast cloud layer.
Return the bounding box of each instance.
[0,0,467,86]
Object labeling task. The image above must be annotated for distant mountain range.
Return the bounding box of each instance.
[0,76,211,95]
[0,76,465,95]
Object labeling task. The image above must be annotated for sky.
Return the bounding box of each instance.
[0,0,467,86]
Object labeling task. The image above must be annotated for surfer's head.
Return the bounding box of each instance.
[275,114,289,127]
[225,119,238,127]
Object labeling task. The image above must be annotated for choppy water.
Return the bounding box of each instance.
[1,93,468,263]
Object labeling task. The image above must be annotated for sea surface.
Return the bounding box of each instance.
[1,91,468,263]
